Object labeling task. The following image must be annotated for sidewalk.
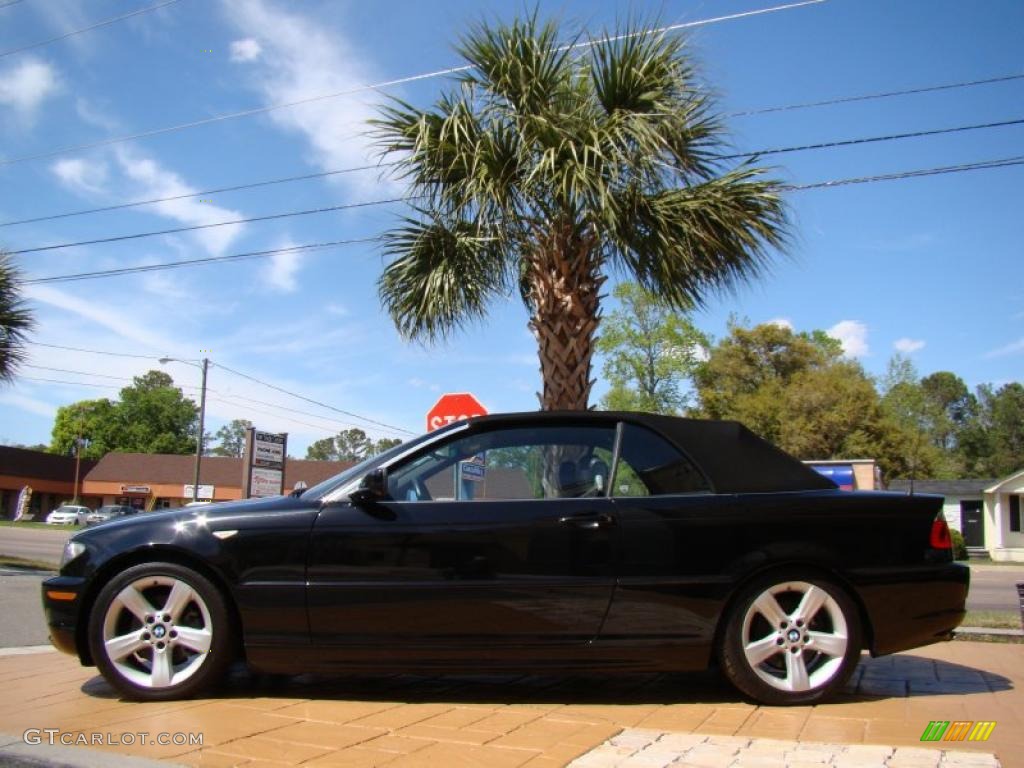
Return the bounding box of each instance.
[0,640,1019,768]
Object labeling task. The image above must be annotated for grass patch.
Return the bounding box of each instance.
[963,610,1021,629]
[0,554,57,571]
[0,520,72,530]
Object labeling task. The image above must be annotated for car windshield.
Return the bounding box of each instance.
[300,427,446,500]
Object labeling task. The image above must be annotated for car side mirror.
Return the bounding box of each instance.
[349,468,388,505]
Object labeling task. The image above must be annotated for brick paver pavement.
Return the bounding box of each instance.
[0,640,1019,768]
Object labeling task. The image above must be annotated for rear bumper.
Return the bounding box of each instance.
[41,575,88,661]
[853,563,970,656]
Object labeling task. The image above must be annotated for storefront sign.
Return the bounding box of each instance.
[242,427,288,498]
[182,484,215,500]
[249,468,283,498]
[121,485,151,494]
[253,431,285,467]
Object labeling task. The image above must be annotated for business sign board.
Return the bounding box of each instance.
[121,485,151,494]
[182,484,215,500]
[242,427,288,498]
[249,468,283,498]
[253,431,286,467]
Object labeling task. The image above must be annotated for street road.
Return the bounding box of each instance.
[0,568,53,647]
[0,526,69,566]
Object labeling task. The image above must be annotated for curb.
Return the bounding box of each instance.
[0,646,57,657]
[955,626,1024,637]
[0,734,182,768]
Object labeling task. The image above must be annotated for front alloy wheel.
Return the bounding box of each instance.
[89,562,233,700]
[721,574,861,705]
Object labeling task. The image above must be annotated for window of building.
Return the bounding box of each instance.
[1010,494,1021,533]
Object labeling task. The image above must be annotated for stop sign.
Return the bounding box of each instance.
[426,392,488,431]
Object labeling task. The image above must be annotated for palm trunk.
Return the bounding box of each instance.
[526,226,604,411]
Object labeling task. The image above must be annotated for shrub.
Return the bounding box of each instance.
[949,528,968,560]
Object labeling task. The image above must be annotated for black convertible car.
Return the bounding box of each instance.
[43,411,968,705]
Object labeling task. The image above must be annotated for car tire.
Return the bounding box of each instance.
[88,562,234,701]
[719,572,862,706]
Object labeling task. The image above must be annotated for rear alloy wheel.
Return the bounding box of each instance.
[720,574,861,705]
[89,562,233,701]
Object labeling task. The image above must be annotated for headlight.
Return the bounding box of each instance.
[60,540,86,568]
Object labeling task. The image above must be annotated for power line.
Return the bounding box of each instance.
[4,83,1023,230]
[21,376,121,389]
[0,0,183,58]
[22,363,205,390]
[0,1,824,167]
[784,155,1024,191]
[20,154,1024,287]
[0,163,396,228]
[212,361,417,436]
[7,198,406,256]
[720,117,1024,161]
[24,237,378,284]
[30,342,158,359]
[213,391,391,435]
[726,73,1024,118]
[11,115,1022,256]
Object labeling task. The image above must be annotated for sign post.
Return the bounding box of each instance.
[241,428,288,498]
[426,393,487,500]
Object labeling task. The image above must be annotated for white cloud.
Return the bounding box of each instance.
[223,0,393,196]
[113,146,246,256]
[765,317,793,331]
[0,57,60,124]
[75,97,120,131]
[25,283,190,353]
[0,392,57,419]
[893,337,926,354]
[985,337,1024,358]
[827,320,869,358]
[258,238,304,292]
[230,38,262,62]
[51,157,109,196]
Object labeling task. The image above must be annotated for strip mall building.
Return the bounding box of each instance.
[1,447,351,518]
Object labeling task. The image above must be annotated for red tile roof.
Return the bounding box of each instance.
[84,453,353,489]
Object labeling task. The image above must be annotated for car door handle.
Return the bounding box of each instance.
[558,512,616,529]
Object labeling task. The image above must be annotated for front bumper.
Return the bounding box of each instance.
[41,575,88,660]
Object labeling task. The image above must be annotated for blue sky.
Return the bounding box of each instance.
[0,0,1021,455]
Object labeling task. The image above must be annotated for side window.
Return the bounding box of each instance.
[386,425,617,502]
[613,423,709,496]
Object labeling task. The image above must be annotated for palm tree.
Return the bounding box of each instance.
[372,13,787,410]
[0,251,34,384]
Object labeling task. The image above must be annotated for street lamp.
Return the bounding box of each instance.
[159,356,209,503]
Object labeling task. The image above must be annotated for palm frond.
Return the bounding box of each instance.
[0,253,35,384]
[378,216,511,342]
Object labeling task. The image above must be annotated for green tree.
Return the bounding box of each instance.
[116,371,199,454]
[211,419,253,457]
[596,282,708,413]
[49,399,120,459]
[879,355,947,480]
[693,322,914,480]
[0,252,34,384]
[372,13,787,410]
[305,437,338,461]
[305,429,395,462]
[48,371,198,457]
[983,382,1024,475]
[373,437,403,454]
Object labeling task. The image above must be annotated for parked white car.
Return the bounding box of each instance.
[46,505,91,525]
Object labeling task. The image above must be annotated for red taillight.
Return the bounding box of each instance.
[930,517,952,549]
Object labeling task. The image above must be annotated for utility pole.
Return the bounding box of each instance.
[72,435,82,504]
[192,357,209,502]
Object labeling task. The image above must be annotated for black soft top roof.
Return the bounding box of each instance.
[465,411,836,494]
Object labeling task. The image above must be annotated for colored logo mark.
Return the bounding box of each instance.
[920,721,996,742]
